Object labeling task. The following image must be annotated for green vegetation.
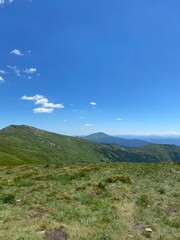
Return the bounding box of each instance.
[0,125,180,165]
[0,163,179,239]
[0,125,110,165]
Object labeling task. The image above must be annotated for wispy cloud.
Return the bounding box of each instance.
[0,69,5,74]
[90,102,97,106]
[117,118,122,121]
[0,76,5,83]
[0,0,14,7]
[7,65,21,76]
[84,123,96,127]
[10,49,31,56]
[26,50,31,55]
[21,94,64,113]
[8,65,37,78]
[10,49,23,56]
[24,68,36,74]
[0,0,5,6]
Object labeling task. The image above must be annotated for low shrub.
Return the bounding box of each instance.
[106,175,132,184]
[136,194,151,207]
[0,193,16,204]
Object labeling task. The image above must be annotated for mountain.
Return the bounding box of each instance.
[0,125,180,165]
[82,132,150,147]
[116,135,180,146]
[145,138,180,146]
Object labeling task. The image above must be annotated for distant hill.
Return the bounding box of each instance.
[81,132,150,147]
[0,125,180,165]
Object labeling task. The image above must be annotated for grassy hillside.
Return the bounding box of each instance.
[134,144,180,163]
[0,163,179,240]
[0,125,180,165]
[0,125,111,165]
[82,132,149,147]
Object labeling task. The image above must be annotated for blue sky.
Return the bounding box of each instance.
[1,0,180,135]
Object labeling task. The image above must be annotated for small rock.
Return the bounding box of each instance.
[145,228,152,232]
[38,231,46,234]
[16,199,22,204]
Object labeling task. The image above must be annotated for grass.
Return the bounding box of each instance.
[0,163,179,240]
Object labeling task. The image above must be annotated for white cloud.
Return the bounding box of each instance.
[72,109,78,112]
[117,118,122,121]
[84,123,96,127]
[24,68,36,74]
[90,102,97,106]
[43,102,64,109]
[0,76,5,83]
[21,94,43,101]
[80,117,85,119]
[33,108,54,113]
[10,49,23,56]
[21,94,64,113]
[34,97,48,105]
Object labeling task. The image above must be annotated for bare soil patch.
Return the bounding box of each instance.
[45,229,67,240]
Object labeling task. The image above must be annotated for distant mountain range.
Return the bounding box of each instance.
[82,132,180,147]
[81,132,150,147]
[116,135,180,146]
[0,125,180,165]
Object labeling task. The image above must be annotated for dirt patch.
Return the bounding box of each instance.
[45,229,67,240]
[26,209,48,220]
[167,204,178,214]
[91,191,101,197]
[29,212,44,219]
[134,222,145,231]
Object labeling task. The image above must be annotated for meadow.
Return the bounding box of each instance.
[0,162,179,240]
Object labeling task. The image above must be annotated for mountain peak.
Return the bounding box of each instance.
[82,132,150,147]
[89,132,110,137]
[1,124,34,132]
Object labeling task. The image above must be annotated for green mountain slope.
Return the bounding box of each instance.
[0,125,110,165]
[82,132,150,147]
[0,125,180,165]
